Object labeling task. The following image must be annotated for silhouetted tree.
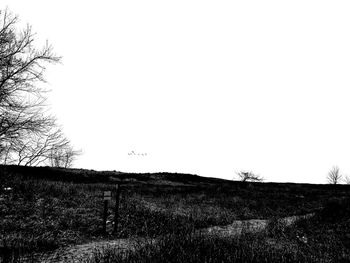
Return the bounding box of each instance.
[0,9,80,167]
[0,9,60,161]
[236,171,263,182]
[327,166,342,184]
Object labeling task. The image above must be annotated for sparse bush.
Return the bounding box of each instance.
[236,171,264,182]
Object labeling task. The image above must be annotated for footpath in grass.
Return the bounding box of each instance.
[32,213,314,262]
[85,201,350,263]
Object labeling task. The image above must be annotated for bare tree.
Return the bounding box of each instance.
[327,166,342,184]
[49,144,81,168]
[236,171,264,182]
[0,9,60,160]
[10,128,69,166]
[344,175,350,185]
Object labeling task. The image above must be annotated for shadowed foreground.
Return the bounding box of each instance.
[1,165,350,262]
[27,213,313,262]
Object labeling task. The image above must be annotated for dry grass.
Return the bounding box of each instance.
[1,165,350,262]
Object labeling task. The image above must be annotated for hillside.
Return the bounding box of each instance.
[1,165,350,262]
[0,165,225,185]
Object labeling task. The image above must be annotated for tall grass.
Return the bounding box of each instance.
[1,166,350,262]
[87,232,313,263]
[87,202,350,263]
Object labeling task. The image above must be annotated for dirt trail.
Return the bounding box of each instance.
[25,238,145,263]
[200,213,313,237]
[27,213,313,263]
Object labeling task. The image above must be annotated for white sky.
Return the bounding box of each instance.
[3,0,350,183]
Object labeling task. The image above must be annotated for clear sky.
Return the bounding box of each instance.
[3,0,350,183]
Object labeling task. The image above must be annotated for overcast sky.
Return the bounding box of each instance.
[4,0,350,183]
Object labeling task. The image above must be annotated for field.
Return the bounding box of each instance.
[1,165,350,262]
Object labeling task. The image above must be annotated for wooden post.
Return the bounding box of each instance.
[102,200,108,234]
[102,191,111,235]
[113,183,121,234]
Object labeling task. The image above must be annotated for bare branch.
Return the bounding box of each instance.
[0,9,61,153]
[0,9,67,164]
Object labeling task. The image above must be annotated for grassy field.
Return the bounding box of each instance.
[1,165,350,262]
[87,198,350,263]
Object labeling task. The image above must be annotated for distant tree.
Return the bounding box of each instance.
[344,175,350,185]
[49,144,81,168]
[0,9,60,161]
[236,171,264,182]
[327,166,342,184]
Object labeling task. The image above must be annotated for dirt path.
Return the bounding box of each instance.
[28,213,313,263]
[200,213,313,237]
[25,238,147,263]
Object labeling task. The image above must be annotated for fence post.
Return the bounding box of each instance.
[113,183,121,234]
[102,191,111,235]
